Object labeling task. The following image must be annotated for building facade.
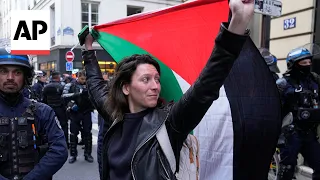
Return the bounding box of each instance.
[0,0,3,38]
[0,0,31,39]
[269,0,318,75]
[248,13,267,49]
[312,0,320,74]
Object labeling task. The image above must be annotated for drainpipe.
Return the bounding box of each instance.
[261,15,271,49]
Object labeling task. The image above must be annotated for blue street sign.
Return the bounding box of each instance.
[66,62,73,71]
[284,17,296,30]
[63,27,74,36]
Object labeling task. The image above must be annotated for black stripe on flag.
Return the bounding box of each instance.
[224,38,282,180]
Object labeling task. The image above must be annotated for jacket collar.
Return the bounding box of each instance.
[106,106,169,151]
[135,107,168,150]
[0,90,24,107]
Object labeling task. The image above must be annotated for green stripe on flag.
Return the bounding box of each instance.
[92,29,183,102]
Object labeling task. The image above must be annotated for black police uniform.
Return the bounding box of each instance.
[277,48,320,180]
[42,80,69,147]
[65,81,94,163]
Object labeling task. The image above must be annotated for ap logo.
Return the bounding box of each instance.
[10,10,50,55]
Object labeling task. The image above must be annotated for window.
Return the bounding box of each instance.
[74,62,83,69]
[39,63,48,71]
[81,2,99,29]
[39,61,56,71]
[127,5,144,16]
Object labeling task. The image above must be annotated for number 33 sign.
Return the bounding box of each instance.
[284,17,296,30]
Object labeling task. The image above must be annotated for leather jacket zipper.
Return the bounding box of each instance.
[131,111,170,180]
[157,151,170,180]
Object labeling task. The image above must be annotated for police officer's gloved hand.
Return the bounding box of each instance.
[71,105,79,112]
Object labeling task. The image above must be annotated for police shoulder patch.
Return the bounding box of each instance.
[55,116,62,129]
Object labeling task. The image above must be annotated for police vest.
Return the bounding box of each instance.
[69,83,93,112]
[44,83,64,107]
[0,100,47,180]
[286,74,320,124]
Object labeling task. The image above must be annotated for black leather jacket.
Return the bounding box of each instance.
[42,81,65,108]
[83,23,248,180]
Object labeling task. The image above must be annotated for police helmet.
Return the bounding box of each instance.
[37,71,47,77]
[0,47,34,85]
[265,55,280,73]
[286,48,313,69]
[259,48,280,73]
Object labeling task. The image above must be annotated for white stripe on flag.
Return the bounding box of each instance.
[173,70,234,180]
[194,86,233,180]
[172,71,190,93]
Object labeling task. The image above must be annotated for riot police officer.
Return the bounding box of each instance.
[42,71,69,148]
[62,76,85,147]
[31,71,46,101]
[276,47,320,180]
[64,70,94,164]
[259,48,280,81]
[0,47,68,180]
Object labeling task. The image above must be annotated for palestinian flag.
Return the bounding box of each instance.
[91,0,282,179]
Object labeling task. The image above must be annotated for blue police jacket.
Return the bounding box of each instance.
[0,94,68,180]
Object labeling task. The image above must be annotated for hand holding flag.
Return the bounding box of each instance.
[229,0,254,35]
[84,33,94,50]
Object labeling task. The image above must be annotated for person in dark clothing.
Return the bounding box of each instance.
[83,1,254,179]
[0,48,68,180]
[63,76,85,147]
[31,71,47,101]
[42,71,69,148]
[22,87,31,98]
[276,47,320,180]
[64,70,95,164]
